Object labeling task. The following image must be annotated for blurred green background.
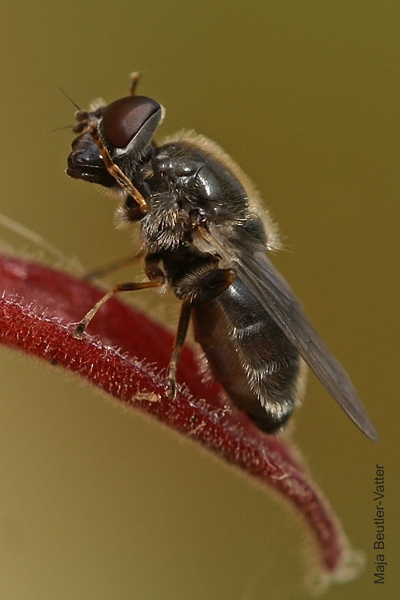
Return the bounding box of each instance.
[0,2,398,599]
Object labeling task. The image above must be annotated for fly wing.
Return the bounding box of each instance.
[198,225,378,441]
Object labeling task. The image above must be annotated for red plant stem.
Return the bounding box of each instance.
[0,254,357,583]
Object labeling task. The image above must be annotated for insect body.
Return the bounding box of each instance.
[67,74,377,440]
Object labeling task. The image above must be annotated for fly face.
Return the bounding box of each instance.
[67,105,110,185]
[66,74,378,442]
[68,89,163,215]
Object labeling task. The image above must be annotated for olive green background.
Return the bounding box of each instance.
[0,2,398,599]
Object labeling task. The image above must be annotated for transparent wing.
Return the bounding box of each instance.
[198,225,378,441]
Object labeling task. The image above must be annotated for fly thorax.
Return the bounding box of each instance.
[140,193,193,252]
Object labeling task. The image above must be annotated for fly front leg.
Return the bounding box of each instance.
[73,259,165,338]
[128,71,141,95]
[166,267,236,399]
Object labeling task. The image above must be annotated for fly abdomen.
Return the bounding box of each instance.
[192,277,300,433]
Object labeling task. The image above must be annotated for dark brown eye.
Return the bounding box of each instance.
[101,96,161,149]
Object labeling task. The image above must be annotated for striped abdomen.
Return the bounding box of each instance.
[192,277,300,433]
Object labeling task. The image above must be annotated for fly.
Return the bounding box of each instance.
[66,73,377,441]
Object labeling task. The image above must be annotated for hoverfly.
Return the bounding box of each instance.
[67,73,377,441]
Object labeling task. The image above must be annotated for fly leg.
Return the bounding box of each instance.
[165,302,192,399]
[86,121,149,215]
[128,72,141,95]
[166,267,236,399]
[73,257,165,338]
[84,249,145,281]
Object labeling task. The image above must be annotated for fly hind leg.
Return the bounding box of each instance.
[166,267,236,399]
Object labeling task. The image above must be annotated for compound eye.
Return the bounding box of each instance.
[101,96,161,149]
